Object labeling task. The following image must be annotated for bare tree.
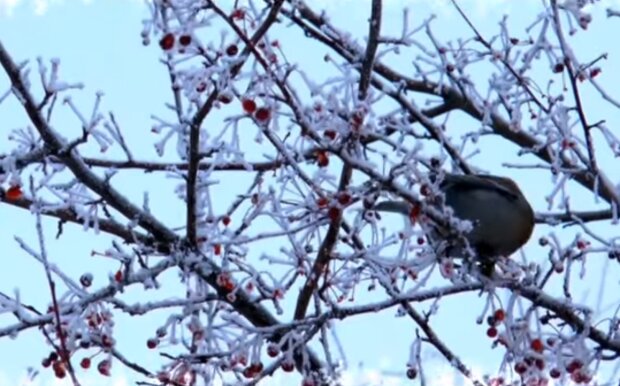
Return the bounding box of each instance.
[1,0,620,385]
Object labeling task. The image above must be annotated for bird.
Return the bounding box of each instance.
[374,173,535,273]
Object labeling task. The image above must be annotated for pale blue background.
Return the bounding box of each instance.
[1,1,620,385]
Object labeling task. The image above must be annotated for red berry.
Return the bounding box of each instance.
[245,281,254,292]
[5,185,22,201]
[156,328,167,338]
[486,327,498,338]
[553,63,564,73]
[514,361,527,374]
[97,359,111,376]
[420,184,431,196]
[226,44,239,56]
[576,240,588,250]
[242,367,256,379]
[158,372,171,383]
[302,377,316,386]
[147,338,158,349]
[241,362,262,378]
[350,112,363,129]
[406,367,418,379]
[179,35,192,46]
[54,366,66,379]
[531,338,544,353]
[80,358,91,369]
[222,216,231,226]
[159,33,175,50]
[241,99,257,113]
[80,273,93,287]
[281,361,295,372]
[324,129,336,139]
[566,359,583,373]
[317,197,329,208]
[590,67,601,78]
[254,107,271,122]
[101,334,114,348]
[52,360,64,371]
[250,362,263,373]
[489,377,504,386]
[571,370,591,383]
[337,192,351,206]
[316,150,329,167]
[196,82,207,93]
[217,93,232,103]
[217,273,235,292]
[579,371,592,383]
[494,309,506,322]
[114,270,123,282]
[214,244,222,255]
[231,8,245,20]
[267,344,279,357]
[549,368,561,379]
[409,204,421,223]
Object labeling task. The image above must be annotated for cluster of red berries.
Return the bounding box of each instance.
[514,336,591,384]
[485,309,506,338]
[241,98,271,123]
[41,351,111,378]
[159,33,192,51]
[41,351,67,378]
[315,192,353,221]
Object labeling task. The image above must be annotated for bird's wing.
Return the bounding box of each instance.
[441,174,519,201]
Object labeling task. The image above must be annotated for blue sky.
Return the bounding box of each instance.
[2,1,620,385]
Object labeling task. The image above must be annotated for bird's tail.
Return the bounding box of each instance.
[373,200,410,215]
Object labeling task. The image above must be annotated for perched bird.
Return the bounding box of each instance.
[375,173,535,269]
